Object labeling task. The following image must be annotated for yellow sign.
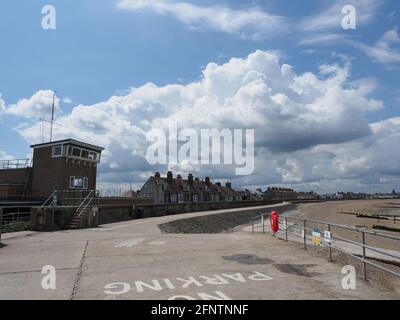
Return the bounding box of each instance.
[312,230,321,245]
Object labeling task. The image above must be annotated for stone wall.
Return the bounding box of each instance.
[31,200,283,231]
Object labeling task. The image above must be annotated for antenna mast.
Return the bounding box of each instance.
[50,90,57,142]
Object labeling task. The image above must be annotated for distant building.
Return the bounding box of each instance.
[122,190,137,198]
[264,187,298,201]
[0,139,104,200]
[138,171,241,204]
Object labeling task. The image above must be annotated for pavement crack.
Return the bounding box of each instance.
[70,240,89,300]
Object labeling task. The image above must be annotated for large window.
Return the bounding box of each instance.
[72,147,81,157]
[70,176,89,189]
[52,145,62,157]
[51,144,100,162]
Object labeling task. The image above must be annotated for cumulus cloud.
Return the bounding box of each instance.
[117,0,287,40]
[12,50,394,192]
[6,90,60,118]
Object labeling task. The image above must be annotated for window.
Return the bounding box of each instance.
[81,150,89,159]
[72,147,81,157]
[70,176,89,189]
[178,194,184,203]
[193,194,198,203]
[52,145,62,157]
[170,194,177,203]
[63,145,69,156]
[89,152,98,161]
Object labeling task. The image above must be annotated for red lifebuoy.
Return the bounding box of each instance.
[270,210,279,233]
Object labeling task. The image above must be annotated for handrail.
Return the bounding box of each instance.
[250,211,400,280]
[76,190,95,216]
[0,159,30,169]
[41,191,57,208]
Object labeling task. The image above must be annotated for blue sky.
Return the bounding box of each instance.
[0,0,400,193]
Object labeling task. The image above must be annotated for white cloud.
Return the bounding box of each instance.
[0,94,5,116]
[6,90,60,119]
[62,97,73,104]
[350,28,400,65]
[12,50,393,192]
[117,0,287,40]
[298,33,350,46]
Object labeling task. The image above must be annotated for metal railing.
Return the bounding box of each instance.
[0,206,31,225]
[0,159,30,169]
[250,213,400,280]
[41,190,97,207]
[76,190,95,216]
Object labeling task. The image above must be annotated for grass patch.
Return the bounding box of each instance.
[1,222,31,234]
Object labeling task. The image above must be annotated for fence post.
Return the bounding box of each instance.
[262,215,265,234]
[284,217,288,242]
[303,220,307,250]
[362,231,367,281]
[0,207,3,243]
[328,224,332,262]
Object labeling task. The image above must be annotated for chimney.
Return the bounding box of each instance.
[155,172,161,178]
[188,173,194,185]
[177,174,182,179]
[205,177,210,185]
[167,171,173,182]
[225,182,232,189]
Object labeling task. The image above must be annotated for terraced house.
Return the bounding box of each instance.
[138,171,242,204]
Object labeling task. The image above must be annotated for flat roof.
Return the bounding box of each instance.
[30,139,104,152]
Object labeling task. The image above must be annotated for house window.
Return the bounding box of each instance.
[170,194,177,203]
[70,176,89,189]
[178,194,184,203]
[52,145,62,157]
[193,194,198,203]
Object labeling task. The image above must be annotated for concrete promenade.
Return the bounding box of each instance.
[0,204,398,300]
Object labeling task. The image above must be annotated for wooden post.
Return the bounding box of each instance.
[303,220,307,250]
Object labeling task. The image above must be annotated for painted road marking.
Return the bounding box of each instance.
[148,241,167,246]
[95,219,161,232]
[114,238,146,248]
[104,271,274,299]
